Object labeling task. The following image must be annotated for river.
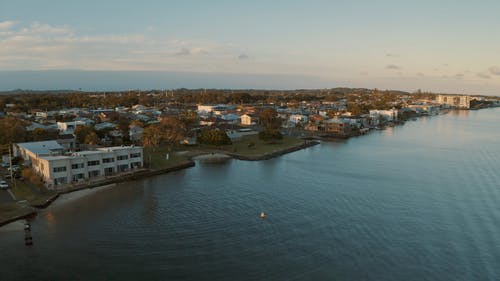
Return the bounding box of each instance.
[1,108,500,280]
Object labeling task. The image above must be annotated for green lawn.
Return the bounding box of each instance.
[9,178,56,204]
[0,202,33,224]
[145,135,305,166]
[144,146,193,170]
[223,135,304,157]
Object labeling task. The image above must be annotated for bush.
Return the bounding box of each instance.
[258,129,283,141]
[198,129,232,146]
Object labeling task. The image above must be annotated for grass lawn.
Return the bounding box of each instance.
[145,135,305,166]
[9,179,56,204]
[0,202,33,223]
[144,146,193,170]
[222,135,304,157]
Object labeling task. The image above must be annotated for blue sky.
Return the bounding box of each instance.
[1,0,500,94]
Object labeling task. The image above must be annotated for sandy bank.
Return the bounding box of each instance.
[49,184,116,208]
[191,153,232,160]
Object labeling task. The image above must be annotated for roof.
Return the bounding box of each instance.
[16,141,64,155]
[40,155,70,161]
[96,146,142,152]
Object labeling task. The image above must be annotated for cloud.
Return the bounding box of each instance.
[385,64,401,70]
[238,54,249,60]
[488,66,500,75]
[0,21,18,30]
[477,72,491,79]
[385,53,399,57]
[175,48,191,56]
[0,21,239,71]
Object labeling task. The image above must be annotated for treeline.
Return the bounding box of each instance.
[0,88,421,112]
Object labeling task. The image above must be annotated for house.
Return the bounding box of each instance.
[240,114,257,126]
[369,109,398,122]
[289,114,308,124]
[129,125,144,143]
[94,122,116,131]
[220,113,241,124]
[323,118,352,136]
[225,128,258,140]
[26,122,57,132]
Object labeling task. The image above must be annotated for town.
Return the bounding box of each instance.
[0,88,499,225]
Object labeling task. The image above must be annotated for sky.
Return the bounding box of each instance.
[1,0,500,94]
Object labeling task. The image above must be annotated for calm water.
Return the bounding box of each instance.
[1,108,500,280]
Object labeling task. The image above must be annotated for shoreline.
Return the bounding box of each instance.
[0,140,318,227]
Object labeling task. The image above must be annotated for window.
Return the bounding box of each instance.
[87,160,100,166]
[54,177,67,185]
[53,166,67,173]
[118,164,129,172]
[88,170,100,178]
[72,173,84,182]
[130,153,141,158]
[103,158,115,163]
[131,162,142,169]
[104,167,114,176]
[71,163,84,169]
[117,155,128,161]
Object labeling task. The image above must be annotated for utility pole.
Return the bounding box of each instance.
[8,144,16,188]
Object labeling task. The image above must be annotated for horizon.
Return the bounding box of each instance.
[1,1,500,95]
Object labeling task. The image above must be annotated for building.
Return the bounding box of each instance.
[15,140,65,164]
[369,109,398,121]
[436,95,471,109]
[15,141,143,188]
[56,120,89,134]
[240,114,257,126]
[323,118,352,136]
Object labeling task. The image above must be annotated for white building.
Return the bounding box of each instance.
[197,104,234,115]
[369,109,398,121]
[240,114,257,126]
[289,114,308,124]
[15,141,143,188]
[56,120,89,133]
[436,95,471,109]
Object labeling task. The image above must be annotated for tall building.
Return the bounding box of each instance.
[436,95,471,109]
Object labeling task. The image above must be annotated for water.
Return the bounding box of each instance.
[1,108,500,280]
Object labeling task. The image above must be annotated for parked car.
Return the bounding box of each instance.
[0,180,8,189]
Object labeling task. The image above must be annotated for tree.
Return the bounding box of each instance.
[0,117,27,150]
[197,128,232,146]
[141,124,163,147]
[74,125,96,144]
[85,131,100,145]
[159,117,187,144]
[259,128,283,141]
[259,108,281,129]
[30,128,59,141]
[258,108,283,141]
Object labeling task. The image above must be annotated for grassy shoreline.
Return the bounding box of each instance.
[0,135,318,227]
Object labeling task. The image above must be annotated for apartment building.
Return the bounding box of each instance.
[15,141,143,188]
[436,95,471,109]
